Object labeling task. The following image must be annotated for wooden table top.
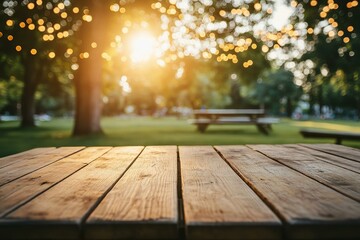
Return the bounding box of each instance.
[0,144,359,240]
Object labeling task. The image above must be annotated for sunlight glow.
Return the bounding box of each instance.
[129,31,157,63]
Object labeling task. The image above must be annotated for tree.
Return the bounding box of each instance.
[2,0,289,135]
[290,0,360,118]
[72,1,108,135]
[0,0,80,127]
[251,69,302,117]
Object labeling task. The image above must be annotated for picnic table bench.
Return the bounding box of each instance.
[300,128,360,144]
[0,144,359,240]
[189,109,279,134]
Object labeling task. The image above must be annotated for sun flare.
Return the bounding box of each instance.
[129,31,157,63]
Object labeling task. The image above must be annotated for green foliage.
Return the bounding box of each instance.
[291,0,360,117]
[0,54,23,113]
[250,69,302,116]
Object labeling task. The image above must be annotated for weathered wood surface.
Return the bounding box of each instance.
[179,146,281,240]
[250,144,360,202]
[0,144,359,240]
[86,146,178,240]
[0,147,84,187]
[286,144,360,173]
[0,147,112,217]
[301,143,360,163]
[0,147,140,240]
[0,147,55,169]
[216,145,360,240]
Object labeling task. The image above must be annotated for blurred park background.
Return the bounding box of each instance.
[1,0,360,157]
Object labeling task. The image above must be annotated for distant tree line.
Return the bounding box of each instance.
[0,0,359,136]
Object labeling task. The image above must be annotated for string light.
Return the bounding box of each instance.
[73,7,79,13]
[66,48,73,55]
[28,3,35,10]
[82,15,93,22]
[110,4,120,12]
[58,3,65,10]
[0,0,355,65]
[6,20,14,27]
[61,12,67,18]
[48,52,56,58]
[28,24,35,30]
[53,7,60,14]
[54,23,61,30]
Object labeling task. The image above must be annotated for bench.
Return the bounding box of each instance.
[190,109,279,134]
[300,129,360,144]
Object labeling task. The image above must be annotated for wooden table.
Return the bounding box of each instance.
[190,109,278,134]
[0,144,359,240]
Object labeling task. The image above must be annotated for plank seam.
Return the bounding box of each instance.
[213,146,287,239]
[0,148,56,169]
[0,147,86,188]
[247,145,360,203]
[79,146,146,240]
[177,146,186,240]
[292,145,360,174]
[0,148,112,218]
[300,144,360,163]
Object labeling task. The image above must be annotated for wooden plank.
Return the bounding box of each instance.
[0,147,113,217]
[301,144,360,163]
[0,147,55,169]
[249,144,360,202]
[85,146,178,240]
[216,145,360,240]
[179,146,281,240]
[0,147,85,187]
[285,144,360,174]
[0,146,142,240]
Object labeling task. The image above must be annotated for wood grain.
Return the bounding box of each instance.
[0,147,113,217]
[179,146,281,240]
[0,146,141,240]
[1,145,359,240]
[85,146,178,240]
[301,143,360,163]
[216,145,360,240]
[285,144,360,173]
[249,144,360,202]
[0,147,55,169]
[0,147,85,187]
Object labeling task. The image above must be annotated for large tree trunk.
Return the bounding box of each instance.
[20,58,39,128]
[20,85,36,127]
[72,1,107,135]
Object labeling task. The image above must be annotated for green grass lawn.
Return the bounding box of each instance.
[1,116,360,157]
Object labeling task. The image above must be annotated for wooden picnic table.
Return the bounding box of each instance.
[0,144,359,240]
[190,109,278,134]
